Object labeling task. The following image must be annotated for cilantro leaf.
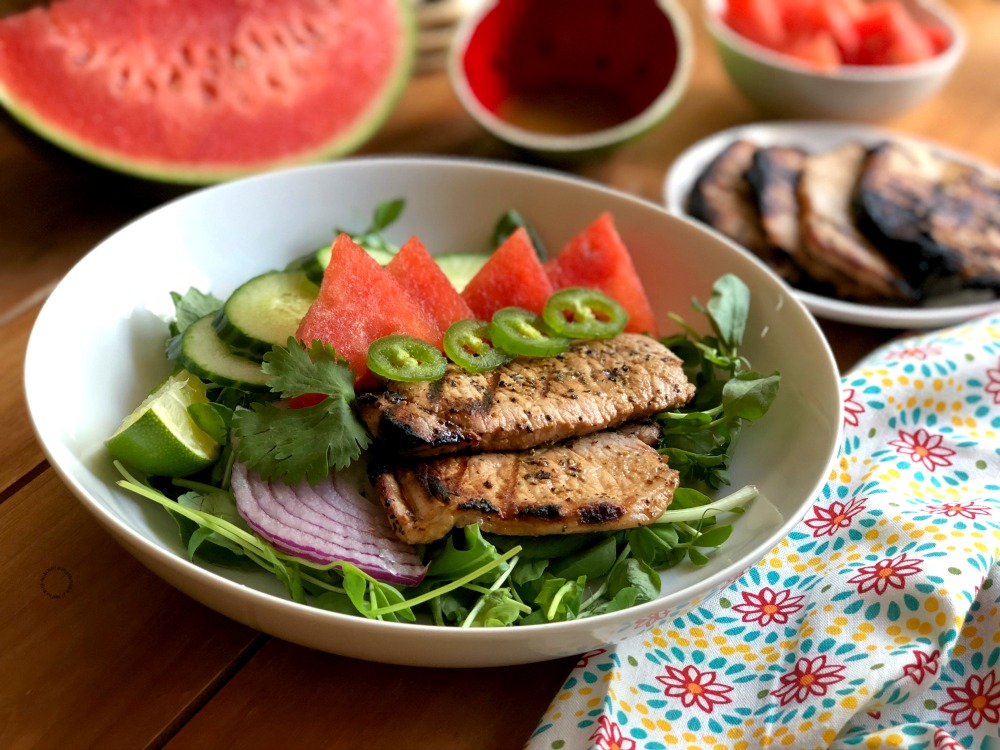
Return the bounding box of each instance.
[232,339,371,485]
[169,287,223,335]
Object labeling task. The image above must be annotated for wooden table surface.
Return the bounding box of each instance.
[2,2,999,748]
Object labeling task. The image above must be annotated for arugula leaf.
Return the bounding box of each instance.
[659,274,780,490]
[233,339,371,485]
[426,525,505,583]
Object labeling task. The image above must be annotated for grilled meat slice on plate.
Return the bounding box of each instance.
[746,145,808,261]
[687,139,799,281]
[374,425,678,544]
[798,142,917,302]
[356,333,695,458]
[855,139,1000,290]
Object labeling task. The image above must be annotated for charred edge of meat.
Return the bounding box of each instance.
[375,410,476,455]
[852,144,942,287]
[578,502,626,525]
[457,498,499,514]
[854,140,1000,290]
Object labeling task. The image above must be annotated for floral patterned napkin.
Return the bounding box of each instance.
[527,313,1000,750]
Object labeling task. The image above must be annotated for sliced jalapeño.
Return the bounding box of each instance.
[443,319,515,373]
[488,307,571,358]
[367,334,447,382]
[542,287,628,340]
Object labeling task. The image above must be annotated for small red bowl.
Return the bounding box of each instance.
[449,0,693,158]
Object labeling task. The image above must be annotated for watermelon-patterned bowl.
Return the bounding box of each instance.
[25,157,841,666]
[704,0,966,122]
[448,0,694,159]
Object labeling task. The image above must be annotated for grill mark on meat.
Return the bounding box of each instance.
[578,503,625,525]
[357,334,694,458]
[374,428,678,543]
[456,498,499,514]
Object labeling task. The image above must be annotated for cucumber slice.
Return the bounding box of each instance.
[287,244,395,283]
[213,270,318,359]
[434,252,490,291]
[170,315,271,393]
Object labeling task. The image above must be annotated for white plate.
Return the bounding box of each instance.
[25,157,841,667]
[663,121,1000,329]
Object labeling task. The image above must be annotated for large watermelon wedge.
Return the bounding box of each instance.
[0,0,414,183]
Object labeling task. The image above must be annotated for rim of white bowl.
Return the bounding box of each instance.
[703,0,966,82]
[447,0,694,154]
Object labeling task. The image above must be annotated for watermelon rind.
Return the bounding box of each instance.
[0,0,416,184]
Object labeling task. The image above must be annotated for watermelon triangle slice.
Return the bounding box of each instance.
[0,0,415,183]
[385,236,475,343]
[544,213,659,336]
[296,233,442,385]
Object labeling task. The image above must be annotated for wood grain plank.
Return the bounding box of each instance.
[0,471,264,750]
[165,638,575,750]
[0,306,45,496]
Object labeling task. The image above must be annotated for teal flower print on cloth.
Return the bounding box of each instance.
[527,313,1000,750]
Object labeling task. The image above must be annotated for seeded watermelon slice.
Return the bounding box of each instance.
[0,0,415,183]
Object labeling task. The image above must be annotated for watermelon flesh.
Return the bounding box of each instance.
[544,213,659,336]
[0,0,414,183]
[385,236,475,344]
[460,227,554,321]
[295,233,441,386]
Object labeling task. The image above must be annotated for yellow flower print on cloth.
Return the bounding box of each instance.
[528,313,1000,750]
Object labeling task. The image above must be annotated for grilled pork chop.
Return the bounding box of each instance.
[799,143,917,302]
[746,146,807,260]
[688,139,800,281]
[855,139,1000,289]
[374,425,677,544]
[356,333,694,458]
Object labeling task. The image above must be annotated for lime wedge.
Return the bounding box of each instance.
[106,370,222,477]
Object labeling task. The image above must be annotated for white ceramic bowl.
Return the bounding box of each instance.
[25,157,841,667]
[448,0,693,158]
[704,0,965,121]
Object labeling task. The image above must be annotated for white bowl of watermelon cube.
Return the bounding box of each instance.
[705,0,966,121]
[24,157,841,667]
[448,0,694,158]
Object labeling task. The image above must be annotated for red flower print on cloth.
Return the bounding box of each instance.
[886,344,944,361]
[939,670,1000,730]
[576,648,607,669]
[926,501,993,520]
[843,387,865,428]
[805,496,867,538]
[888,428,956,472]
[933,728,967,750]
[589,716,637,750]
[986,356,1000,405]
[732,587,805,626]
[770,655,847,706]
[656,664,734,713]
[847,552,923,595]
[903,649,940,685]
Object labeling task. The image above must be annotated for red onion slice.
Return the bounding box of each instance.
[230,461,426,586]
